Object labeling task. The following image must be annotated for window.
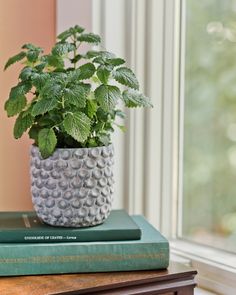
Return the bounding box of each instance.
[181,0,236,254]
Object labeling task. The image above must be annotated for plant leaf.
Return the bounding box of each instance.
[122,89,153,108]
[107,58,125,66]
[63,112,91,143]
[77,33,101,44]
[73,25,85,34]
[38,128,57,158]
[19,67,34,81]
[97,65,111,84]
[63,84,88,107]
[46,54,64,68]
[52,42,75,56]
[32,97,58,116]
[4,83,31,117]
[86,99,97,118]
[113,67,139,90]
[57,25,85,41]
[94,85,120,112]
[40,80,63,99]
[31,73,50,91]
[4,52,26,70]
[57,30,72,41]
[70,54,84,64]
[85,51,101,58]
[99,134,111,146]
[26,49,41,63]
[77,63,96,80]
[5,96,26,117]
[22,43,42,51]
[13,112,34,139]
[29,125,40,144]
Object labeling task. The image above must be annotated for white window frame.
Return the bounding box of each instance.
[170,0,236,293]
[57,0,236,293]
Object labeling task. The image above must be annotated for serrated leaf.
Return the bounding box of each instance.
[107,58,125,66]
[26,49,41,63]
[19,67,34,81]
[77,63,96,80]
[73,25,85,34]
[5,96,26,117]
[57,25,85,41]
[66,68,81,83]
[122,89,153,108]
[22,43,41,50]
[57,30,72,41]
[63,112,91,143]
[94,85,120,112]
[93,56,106,65]
[38,128,57,158]
[97,65,111,84]
[10,83,32,98]
[70,54,84,64]
[113,67,139,90]
[85,51,101,58]
[63,84,88,107]
[35,62,47,72]
[22,101,36,117]
[96,108,108,122]
[13,112,34,139]
[77,33,101,44]
[99,134,111,146]
[4,83,31,117]
[32,97,58,116]
[31,73,50,91]
[86,99,97,118]
[29,125,40,143]
[52,42,75,56]
[40,80,63,99]
[46,54,64,68]
[4,52,26,70]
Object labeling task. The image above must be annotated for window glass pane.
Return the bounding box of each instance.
[183,0,236,252]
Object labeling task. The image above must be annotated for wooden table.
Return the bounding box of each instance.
[0,262,197,295]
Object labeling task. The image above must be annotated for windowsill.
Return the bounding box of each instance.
[170,239,236,271]
[195,288,217,295]
[170,239,236,294]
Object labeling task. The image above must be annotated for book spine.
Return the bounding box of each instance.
[0,229,141,243]
[0,242,169,276]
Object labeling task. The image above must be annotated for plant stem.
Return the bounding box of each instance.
[73,34,77,69]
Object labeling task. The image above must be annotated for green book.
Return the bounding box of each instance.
[0,210,141,243]
[0,216,169,276]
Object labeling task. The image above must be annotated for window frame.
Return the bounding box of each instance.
[169,0,236,292]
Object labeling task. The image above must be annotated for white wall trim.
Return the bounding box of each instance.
[91,0,180,232]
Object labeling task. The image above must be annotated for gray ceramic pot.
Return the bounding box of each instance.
[30,144,114,227]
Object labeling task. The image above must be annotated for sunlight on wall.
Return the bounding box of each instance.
[0,0,55,210]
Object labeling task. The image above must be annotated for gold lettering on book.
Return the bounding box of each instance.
[0,252,167,264]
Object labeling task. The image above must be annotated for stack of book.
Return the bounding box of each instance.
[0,210,169,276]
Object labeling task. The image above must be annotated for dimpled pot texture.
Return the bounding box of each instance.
[30,144,115,227]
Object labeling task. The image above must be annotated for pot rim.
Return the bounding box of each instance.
[31,143,113,151]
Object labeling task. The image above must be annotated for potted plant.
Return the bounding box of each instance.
[4,25,152,227]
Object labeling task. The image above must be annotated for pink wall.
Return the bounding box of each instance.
[0,0,56,210]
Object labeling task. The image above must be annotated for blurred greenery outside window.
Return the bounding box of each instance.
[183,0,236,253]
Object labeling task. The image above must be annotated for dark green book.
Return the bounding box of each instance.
[0,216,169,276]
[0,210,141,243]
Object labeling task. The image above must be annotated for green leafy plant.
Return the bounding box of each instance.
[4,25,152,158]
